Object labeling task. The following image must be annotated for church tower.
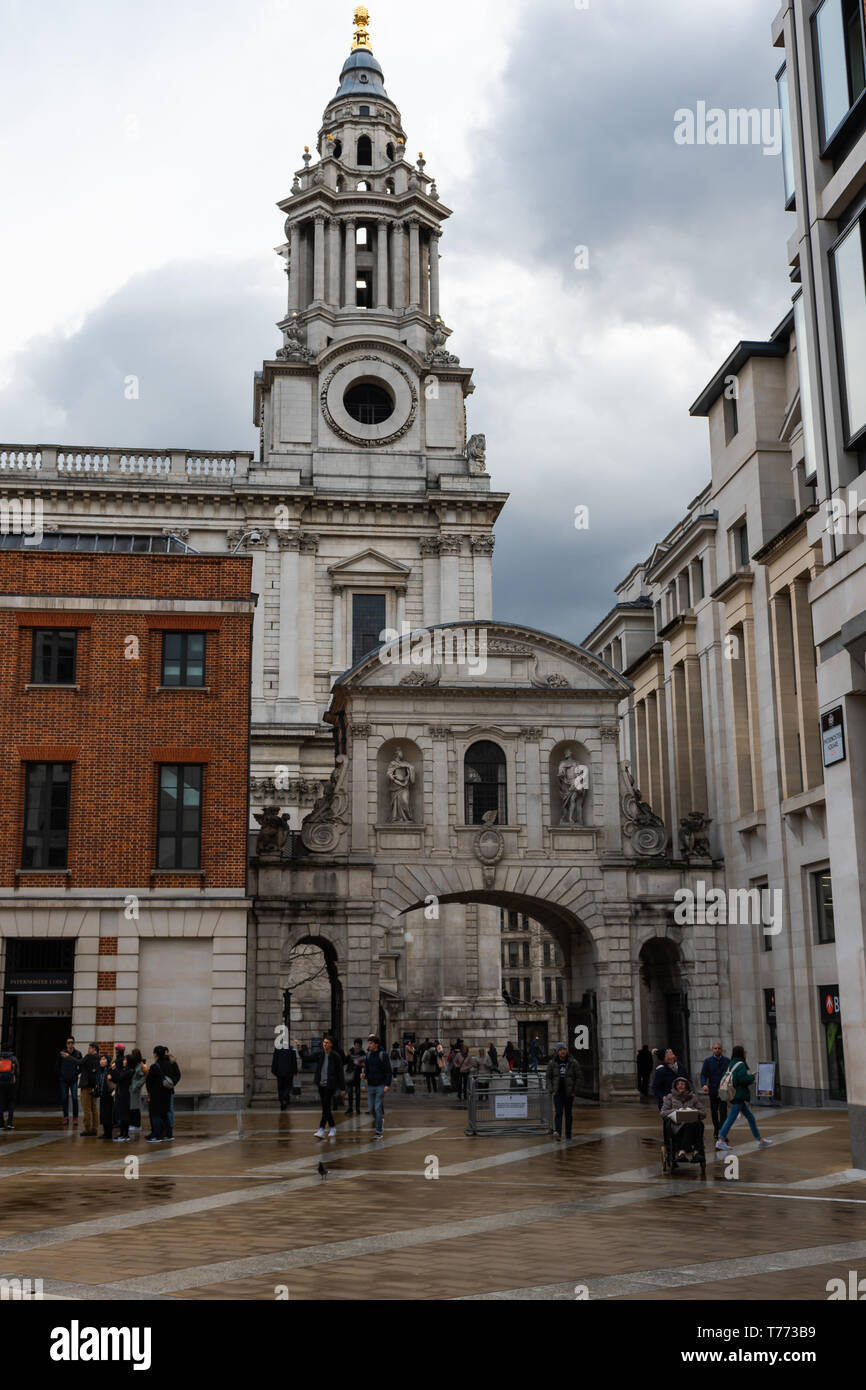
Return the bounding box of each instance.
[249,6,506,794]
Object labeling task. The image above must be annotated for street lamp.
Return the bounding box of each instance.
[231,529,262,555]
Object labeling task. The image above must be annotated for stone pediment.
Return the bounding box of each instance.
[328,549,412,588]
[336,621,633,693]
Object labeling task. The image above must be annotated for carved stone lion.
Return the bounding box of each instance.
[466,433,487,474]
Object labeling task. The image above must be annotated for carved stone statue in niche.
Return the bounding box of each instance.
[386,748,416,823]
[557,748,587,826]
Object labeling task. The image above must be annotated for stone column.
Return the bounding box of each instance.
[343,220,357,308]
[277,533,300,701]
[408,219,421,309]
[288,221,302,314]
[439,535,462,623]
[470,534,494,622]
[350,724,371,853]
[429,229,441,319]
[297,534,318,705]
[327,217,341,306]
[523,730,544,851]
[429,727,450,852]
[600,722,624,852]
[376,219,389,309]
[313,216,326,303]
[420,537,441,626]
[391,221,405,312]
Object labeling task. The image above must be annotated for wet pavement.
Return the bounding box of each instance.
[1,1098,863,1300]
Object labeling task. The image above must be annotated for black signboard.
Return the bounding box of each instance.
[5,972,73,992]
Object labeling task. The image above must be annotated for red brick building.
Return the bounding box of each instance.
[0,548,254,1107]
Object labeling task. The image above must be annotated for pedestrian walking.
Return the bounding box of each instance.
[314,1037,345,1138]
[529,1036,543,1072]
[504,1040,516,1072]
[421,1042,439,1093]
[110,1048,132,1142]
[271,1036,299,1110]
[56,1035,82,1128]
[128,1048,146,1134]
[345,1038,366,1116]
[404,1039,415,1075]
[487,1041,499,1073]
[546,1042,581,1140]
[716,1045,773,1150]
[699,1041,731,1139]
[418,1038,433,1077]
[636,1044,653,1098]
[365,1033,392,1138]
[0,1045,19,1131]
[77,1042,101,1136]
[459,1046,478,1102]
[651,1048,690,1110]
[97,1054,114,1141]
[145,1045,180,1143]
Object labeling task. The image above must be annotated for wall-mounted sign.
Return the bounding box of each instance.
[756,1062,776,1098]
[821,707,846,766]
[5,972,73,992]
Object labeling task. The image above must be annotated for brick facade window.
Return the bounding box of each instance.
[157,764,202,869]
[161,632,206,687]
[22,763,71,869]
[30,629,77,685]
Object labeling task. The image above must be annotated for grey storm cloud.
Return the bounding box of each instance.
[0,0,794,646]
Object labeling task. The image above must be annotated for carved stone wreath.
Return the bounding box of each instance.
[320,355,418,448]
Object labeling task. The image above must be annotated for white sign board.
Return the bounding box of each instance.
[821,708,846,766]
[494,1094,528,1119]
[756,1062,776,1098]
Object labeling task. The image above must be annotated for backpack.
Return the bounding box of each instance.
[718,1065,737,1102]
[0,1057,13,1086]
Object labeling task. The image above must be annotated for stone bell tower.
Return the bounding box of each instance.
[248,6,505,748]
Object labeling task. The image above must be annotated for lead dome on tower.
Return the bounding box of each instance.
[333,48,389,100]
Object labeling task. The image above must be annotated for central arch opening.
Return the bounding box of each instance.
[343,381,394,423]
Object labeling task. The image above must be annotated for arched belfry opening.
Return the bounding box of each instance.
[357,134,373,166]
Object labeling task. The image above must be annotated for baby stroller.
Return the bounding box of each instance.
[660,1109,706,1175]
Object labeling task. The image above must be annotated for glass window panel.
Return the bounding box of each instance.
[793,294,819,480]
[777,67,796,204]
[351,594,387,665]
[833,218,866,440]
[816,0,853,138]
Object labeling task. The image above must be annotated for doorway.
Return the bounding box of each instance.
[17,1015,71,1106]
[518,1021,548,1068]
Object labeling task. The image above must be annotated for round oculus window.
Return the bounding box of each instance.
[343,381,395,424]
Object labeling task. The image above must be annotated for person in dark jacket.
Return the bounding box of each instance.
[546,1044,581,1140]
[97,1054,114,1141]
[636,1044,653,1098]
[56,1036,82,1127]
[716,1045,772,1150]
[345,1039,366,1116]
[271,1039,299,1110]
[110,1048,132,1142]
[504,1041,516,1071]
[699,1042,731,1139]
[78,1043,101,1136]
[313,1037,345,1138]
[145,1045,180,1142]
[0,1048,19,1130]
[651,1049,690,1110]
[365,1034,392,1138]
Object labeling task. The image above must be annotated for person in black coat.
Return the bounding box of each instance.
[56,1036,82,1127]
[109,1049,132,1141]
[271,1039,299,1109]
[313,1038,345,1139]
[651,1049,691,1110]
[145,1045,181,1142]
[636,1045,654,1098]
[96,1054,114,1141]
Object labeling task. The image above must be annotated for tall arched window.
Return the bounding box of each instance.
[464,741,507,825]
[357,135,373,166]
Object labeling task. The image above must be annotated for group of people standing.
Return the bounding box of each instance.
[640,1041,773,1150]
[56,1037,181,1142]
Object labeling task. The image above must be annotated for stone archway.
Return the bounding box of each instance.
[285,934,344,1048]
[638,936,690,1074]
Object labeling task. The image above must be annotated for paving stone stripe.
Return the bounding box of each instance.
[0,1133,71,1161]
[112,1186,685,1294]
[595,1126,829,1183]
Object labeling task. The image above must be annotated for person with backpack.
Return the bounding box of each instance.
[699,1042,731,1140]
[421,1042,439,1092]
[345,1038,366,1116]
[716,1045,773,1150]
[56,1035,82,1128]
[0,1046,19,1130]
[365,1033,392,1138]
[77,1042,101,1136]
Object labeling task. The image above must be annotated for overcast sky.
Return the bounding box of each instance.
[0,0,791,643]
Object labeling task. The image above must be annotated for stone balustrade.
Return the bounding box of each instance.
[0,446,252,481]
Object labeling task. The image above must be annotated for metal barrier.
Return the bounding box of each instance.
[465,1072,553,1136]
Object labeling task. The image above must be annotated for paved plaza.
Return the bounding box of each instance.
[2,1097,864,1302]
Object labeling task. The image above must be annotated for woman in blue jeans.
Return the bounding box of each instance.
[716,1045,773,1150]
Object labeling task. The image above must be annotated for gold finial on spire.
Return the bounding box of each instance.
[352,6,372,51]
